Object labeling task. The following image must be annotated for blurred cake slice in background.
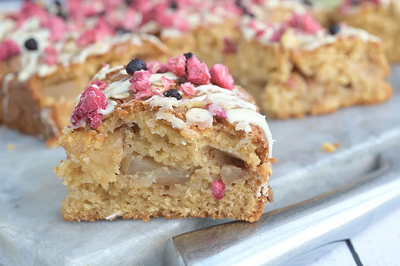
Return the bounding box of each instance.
[331,0,400,62]
[224,1,392,119]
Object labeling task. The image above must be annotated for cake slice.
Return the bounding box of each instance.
[332,0,400,62]
[55,54,275,222]
[224,5,392,119]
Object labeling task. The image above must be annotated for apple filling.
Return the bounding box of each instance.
[121,153,189,188]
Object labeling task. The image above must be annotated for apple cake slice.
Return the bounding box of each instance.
[55,54,275,222]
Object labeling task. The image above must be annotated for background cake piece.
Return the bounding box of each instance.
[56,55,275,222]
[224,3,392,119]
[331,0,400,62]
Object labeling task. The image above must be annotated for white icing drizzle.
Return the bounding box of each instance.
[105,213,120,220]
[186,108,214,128]
[2,73,15,121]
[40,107,59,137]
[226,109,273,158]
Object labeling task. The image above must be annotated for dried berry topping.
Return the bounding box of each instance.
[180,82,195,96]
[24,38,38,51]
[126,58,147,75]
[91,80,107,90]
[163,89,182,100]
[210,64,234,90]
[0,40,20,61]
[129,70,152,99]
[167,55,187,77]
[70,86,107,129]
[183,52,193,61]
[303,0,314,6]
[115,26,131,35]
[328,24,341,35]
[169,1,178,10]
[147,61,169,74]
[212,180,226,200]
[187,55,211,85]
[44,46,57,65]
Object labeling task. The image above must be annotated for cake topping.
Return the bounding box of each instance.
[187,55,211,85]
[91,80,107,90]
[328,24,341,35]
[186,108,214,128]
[207,103,228,118]
[147,61,169,74]
[70,86,107,129]
[167,55,187,77]
[183,52,193,60]
[210,64,234,90]
[126,58,148,75]
[180,82,196,96]
[24,38,38,51]
[161,75,175,90]
[0,40,20,61]
[212,180,226,200]
[129,70,152,99]
[43,47,58,65]
[163,89,182,100]
[169,1,179,10]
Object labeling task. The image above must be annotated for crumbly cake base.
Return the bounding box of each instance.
[56,86,274,222]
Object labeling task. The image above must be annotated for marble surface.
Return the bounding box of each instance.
[1,67,400,265]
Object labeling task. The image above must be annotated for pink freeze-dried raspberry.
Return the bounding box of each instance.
[223,38,238,54]
[210,64,234,90]
[154,3,174,28]
[44,47,58,65]
[212,180,226,200]
[302,14,321,35]
[206,103,227,118]
[187,56,210,85]
[161,75,175,90]
[46,16,66,42]
[0,40,20,61]
[147,61,170,74]
[167,55,186,77]
[91,80,107,90]
[70,86,107,129]
[180,82,195,96]
[153,88,163,96]
[286,76,296,88]
[129,70,152,99]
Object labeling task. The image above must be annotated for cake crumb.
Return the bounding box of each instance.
[333,142,340,148]
[6,144,15,151]
[322,142,336,153]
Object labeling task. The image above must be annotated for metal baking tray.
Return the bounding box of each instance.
[1,66,400,266]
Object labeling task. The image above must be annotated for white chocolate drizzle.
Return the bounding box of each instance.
[2,73,15,121]
[81,68,274,158]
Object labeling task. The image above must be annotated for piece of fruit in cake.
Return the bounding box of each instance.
[55,55,275,222]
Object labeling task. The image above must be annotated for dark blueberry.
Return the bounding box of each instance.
[115,27,131,35]
[328,24,341,35]
[125,0,134,5]
[351,0,361,5]
[98,10,106,17]
[303,0,313,6]
[54,0,62,7]
[24,38,38,51]
[57,11,68,20]
[163,89,182,100]
[126,58,147,75]
[169,1,178,10]
[184,52,193,60]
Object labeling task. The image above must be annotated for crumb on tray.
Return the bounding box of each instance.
[6,143,15,151]
[322,142,336,152]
